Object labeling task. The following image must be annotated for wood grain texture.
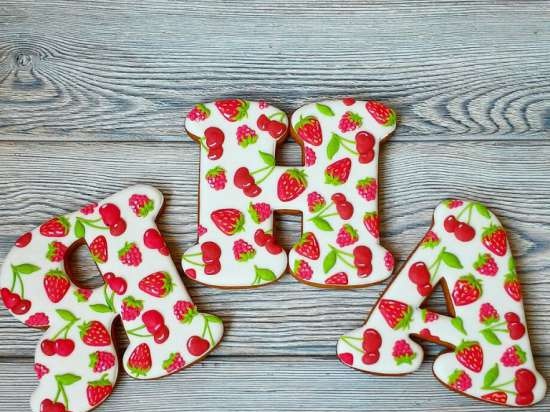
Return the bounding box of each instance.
[1,357,549,411]
[0,0,549,141]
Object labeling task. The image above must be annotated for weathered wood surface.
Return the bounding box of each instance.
[0,0,549,142]
[1,0,549,410]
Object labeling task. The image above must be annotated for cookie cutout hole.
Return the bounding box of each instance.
[274,211,302,250]
[419,280,454,318]
[277,139,304,167]
[65,242,105,290]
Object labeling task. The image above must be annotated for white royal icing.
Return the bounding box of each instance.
[337,200,546,406]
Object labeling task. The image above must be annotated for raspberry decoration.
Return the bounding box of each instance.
[188,103,210,121]
[356,177,377,201]
[392,339,417,365]
[338,111,362,132]
[236,125,259,147]
[205,166,227,191]
[233,239,256,262]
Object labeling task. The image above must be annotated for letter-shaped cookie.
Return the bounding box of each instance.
[0,185,223,412]
[337,200,546,406]
[183,98,395,288]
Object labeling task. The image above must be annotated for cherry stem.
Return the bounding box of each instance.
[310,202,334,220]
[455,203,473,221]
[428,247,446,282]
[126,325,151,338]
[77,217,107,230]
[182,255,205,267]
[254,166,276,185]
[339,140,358,156]
[268,112,285,121]
[202,316,215,346]
[340,336,364,354]
[10,265,25,298]
[198,137,208,151]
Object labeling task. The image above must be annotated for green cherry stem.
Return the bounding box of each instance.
[103,285,116,312]
[428,247,446,282]
[10,265,25,298]
[254,167,276,185]
[201,316,215,346]
[329,245,355,268]
[126,325,152,338]
[198,137,208,151]
[52,318,79,340]
[455,203,474,223]
[268,111,286,121]
[339,139,359,156]
[182,255,205,267]
[340,336,364,354]
[309,202,337,221]
[76,217,108,230]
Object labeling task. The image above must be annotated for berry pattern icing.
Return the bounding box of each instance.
[183,99,396,288]
[336,200,546,406]
[0,185,223,412]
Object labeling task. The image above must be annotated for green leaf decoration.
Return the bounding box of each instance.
[90,304,113,313]
[15,263,40,274]
[442,251,463,269]
[326,133,341,160]
[75,219,85,238]
[451,316,467,335]
[56,309,78,322]
[204,314,222,324]
[259,151,275,167]
[311,216,333,232]
[323,250,337,273]
[55,373,81,386]
[255,267,276,282]
[316,103,335,117]
[481,329,501,345]
[482,363,499,388]
[475,203,491,218]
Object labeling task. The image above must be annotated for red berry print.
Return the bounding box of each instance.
[420,231,440,249]
[448,369,472,392]
[40,216,70,237]
[236,124,259,147]
[455,340,483,372]
[233,239,256,262]
[89,351,116,372]
[118,242,142,266]
[307,191,326,213]
[379,299,413,330]
[338,111,362,132]
[325,158,351,185]
[44,269,70,303]
[304,147,316,166]
[293,259,313,280]
[46,241,67,262]
[139,271,174,298]
[452,274,482,306]
[79,321,111,346]
[129,194,154,217]
[34,363,49,379]
[163,352,186,374]
[482,392,508,404]
[173,300,197,324]
[338,352,354,365]
[188,103,210,121]
[444,199,464,209]
[294,115,322,146]
[481,224,508,256]
[366,101,396,126]
[25,312,50,328]
[278,169,308,201]
[356,177,377,201]
[479,303,499,325]
[87,375,113,407]
[197,224,207,237]
[336,224,358,247]
[215,99,249,122]
[248,202,271,224]
[325,272,349,285]
[294,232,320,260]
[15,232,32,248]
[474,253,498,276]
[89,235,108,264]
[128,343,152,377]
[384,251,394,271]
[392,339,417,365]
[121,296,144,321]
[211,208,245,235]
[205,166,227,190]
[501,345,527,367]
[187,335,210,356]
[363,212,379,238]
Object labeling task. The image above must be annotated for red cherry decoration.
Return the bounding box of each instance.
[55,339,75,357]
[254,229,268,246]
[362,351,380,365]
[267,120,286,139]
[109,218,127,236]
[142,310,164,334]
[15,232,32,248]
[362,328,382,352]
[204,127,225,148]
[455,222,475,241]
[204,260,221,275]
[515,369,537,394]
[443,215,458,233]
[41,339,57,356]
[99,203,121,226]
[153,324,170,344]
[187,335,210,356]
[257,114,270,131]
[143,228,165,249]
[201,242,222,263]
[12,299,31,315]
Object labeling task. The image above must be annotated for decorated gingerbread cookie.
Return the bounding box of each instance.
[183,98,395,288]
[337,200,546,406]
[0,185,223,412]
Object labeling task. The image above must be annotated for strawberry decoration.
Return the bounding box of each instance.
[481,224,507,256]
[127,343,152,377]
[277,169,308,201]
[482,392,508,404]
[325,272,349,285]
[366,101,396,126]
[294,115,322,146]
[455,340,483,372]
[211,208,245,235]
[294,232,320,260]
[44,269,70,303]
[87,374,113,407]
[378,299,412,330]
[363,212,379,238]
[215,99,249,122]
[89,235,108,264]
[139,271,174,297]
[452,274,482,306]
[79,320,111,346]
[40,216,70,237]
[325,158,352,185]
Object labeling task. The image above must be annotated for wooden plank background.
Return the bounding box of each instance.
[0,1,549,410]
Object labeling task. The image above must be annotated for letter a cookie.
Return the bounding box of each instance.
[0,185,223,412]
[337,200,546,406]
[183,98,395,288]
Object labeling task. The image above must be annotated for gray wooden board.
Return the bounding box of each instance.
[0,0,549,410]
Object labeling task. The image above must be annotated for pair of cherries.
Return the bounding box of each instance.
[142,310,169,344]
[362,328,382,364]
[40,399,70,412]
[354,246,373,278]
[408,261,433,296]
[331,193,354,220]
[201,241,222,275]
[144,228,170,256]
[41,338,75,357]
[515,369,537,405]
[103,272,127,295]
[505,312,526,340]
[444,215,475,241]
[204,127,225,160]
[254,229,283,254]
[355,131,376,164]
[1,288,31,315]
[234,167,261,197]
[99,203,127,236]
[256,114,287,139]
